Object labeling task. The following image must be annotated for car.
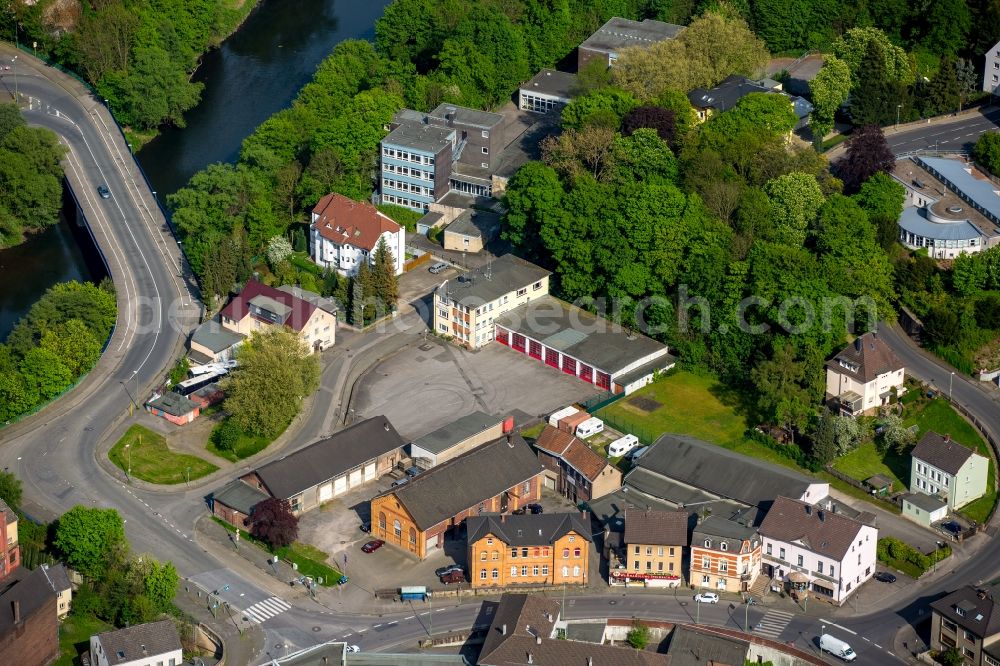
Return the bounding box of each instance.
[361,539,385,553]
[434,564,464,577]
[359,521,371,533]
[97,185,111,199]
[693,592,719,603]
[405,466,421,478]
[336,575,349,586]
[526,503,544,514]
[346,645,360,653]
[390,477,408,488]
[511,507,526,515]
[873,571,897,583]
[940,520,962,535]
[428,262,448,274]
[440,569,466,584]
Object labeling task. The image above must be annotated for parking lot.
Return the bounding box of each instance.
[352,337,601,440]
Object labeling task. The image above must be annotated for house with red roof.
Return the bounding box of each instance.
[218,279,337,353]
[310,192,404,277]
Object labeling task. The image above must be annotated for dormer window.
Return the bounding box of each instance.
[956,606,966,617]
[720,542,728,551]
[704,539,711,548]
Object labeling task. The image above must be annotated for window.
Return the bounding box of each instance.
[482,147,489,154]
[703,557,711,569]
[492,551,499,560]
[393,519,401,538]
[779,548,786,560]
[533,565,539,576]
[487,538,493,545]
[409,527,416,544]
[517,288,527,297]
[830,566,835,577]
[646,561,652,570]
[633,561,639,570]
[480,551,487,561]
[492,568,499,580]
[646,547,653,555]
[511,566,518,577]
[511,548,518,558]
[704,540,711,548]
[480,569,487,580]
[766,544,772,555]
[522,548,528,558]
[562,566,569,577]
[569,535,575,542]
[658,547,664,556]
[533,281,542,291]
[522,566,528,577]
[378,512,386,530]
[720,542,728,551]
[817,561,824,574]
[669,562,675,572]
[574,548,581,557]
[573,566,580,577]
[657,562,663,571]
[524,481,531,493]
[669,547,675,557]
[634,546,640,555]
[542,565,549,575]
[482,130,489,138]
[563,548,570,558]
[797,555,804,567]
[964,629,975,640]
[702,574,711,584]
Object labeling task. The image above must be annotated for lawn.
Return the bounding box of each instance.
[832,442,910,493]
[211,517,342,585]
[56,612,114,666]
[904,398,997,524]
[109,425,219,485]
[206,418,287,462]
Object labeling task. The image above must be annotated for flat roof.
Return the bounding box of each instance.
[902,492,948,512]
[580,17,684,54]
[921,156,1000,222]
[437,254,550,307]
[445,209,500,240]
[411,410,503,455]
[383,121,455,154]
[191,317,245,353]
[429,103,504,130]
[520,69,578,100]
[495,294,671,376]
[893,157,1000,240]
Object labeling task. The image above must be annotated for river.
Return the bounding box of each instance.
[0,0,391,340]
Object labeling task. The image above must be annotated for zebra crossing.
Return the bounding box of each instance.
[242,596,292,624]
[754,608,796,639]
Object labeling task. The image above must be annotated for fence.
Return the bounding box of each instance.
[823,465,902,513]
[580,390,626,414]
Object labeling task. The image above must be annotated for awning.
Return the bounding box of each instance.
[788,571,809,583]
[610,571,681,581]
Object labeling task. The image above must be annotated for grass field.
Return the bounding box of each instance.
[56,613,114,665]
[211,517,342,585]
[832,442,910,493]
[206,418,285,461]
[109,425,218,485]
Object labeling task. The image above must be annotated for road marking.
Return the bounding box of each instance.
[863,636,871,642]
[820,619,857,635]
[372,624,382,628]
[435,608,445,612]
[404,616,414,620]
[357,628,367,633]
[754,609,796,639]
[875,644,883,649]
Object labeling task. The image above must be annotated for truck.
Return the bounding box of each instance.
[400,586,430,601]
[819,634,857,662]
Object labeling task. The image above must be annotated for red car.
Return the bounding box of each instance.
[440,569,465,584]
[362,539,385,553]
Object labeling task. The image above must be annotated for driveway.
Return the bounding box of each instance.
[351,337,601,440]
[828,489,941,553]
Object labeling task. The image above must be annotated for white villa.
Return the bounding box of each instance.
[310,192,404,276]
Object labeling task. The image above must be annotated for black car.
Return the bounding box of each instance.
[359,521,371,533]
[435,564,464,578]
[874,571,897,583]
[97,185,111,199]
[512,507,526,515]
[940,521,962,535]
[526,503,544,514]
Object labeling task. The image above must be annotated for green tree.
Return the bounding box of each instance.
[20,347,73,400]
[832,27,913,87]
[975,132,1000,177]
[54,506,127,580]
[502,161,564,260]
[848,41,907,127]
[879,413,915,454]
[810,410,839,465]
[918,0,971,58]
[809,56,851,140]
[921,56,962,117]
[39,319,103,376]
[751,342,814,436]
[937,647,964,666]
[764,172,825,246]
[561,87,639,130]
[371,237,399,312]
[222,328,321,438]
[854,172,905,250]
[129,556,179,613]
[626,622,651,649]
[0,103,25,142]
[0,471,23,513]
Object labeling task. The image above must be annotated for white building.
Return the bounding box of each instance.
[825,332,905,416]
[759,496,877,605]
[911,431,990,511]
[310,192,404,276]
[90,620,182,666]
[984,39,1000,92]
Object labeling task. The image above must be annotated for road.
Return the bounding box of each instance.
[886,107,1000,155]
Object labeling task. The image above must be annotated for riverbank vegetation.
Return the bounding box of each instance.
[0,103,66,247]
[3,0,259,134]
[0,280,116,423]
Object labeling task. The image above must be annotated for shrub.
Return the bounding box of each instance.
[214,420,241,452]
[627,622,650,649]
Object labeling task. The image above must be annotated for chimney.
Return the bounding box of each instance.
[502,624,507,636]
[818,510,825,522]
[11,600,19,624]
[536,635,542,645]
[507,433,514,448]
[527,652,534,664]
[141,644,148,656]
[501,514,506,523]
[588,658,594,666]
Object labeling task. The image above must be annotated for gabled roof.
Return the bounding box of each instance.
[580,17,684,54]
[411,410,503,455]
[825,332,904,384]
[95,619,182,662]
[758,496,867,561]
[212,479,271,516]
[146,391,198,417]
[40,563,71,594]
[253,417,405,500]
[931,586,1000,639]
[633,434,822,508]
[692,515,757,552]
[911,431,982,476]
[534,425,617,482]
[466,513,592,548]
[380,434,543,531]
[311,192,401,252]
[0,566,56,634]
[220,279,318,333]
[623,509,689,546]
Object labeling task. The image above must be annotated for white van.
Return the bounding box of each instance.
[819,634,857,662]
[575,417,604,439]
[608,434,639,458]
[548,406,579,428]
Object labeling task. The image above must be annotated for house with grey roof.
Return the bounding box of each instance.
[911,431,989,510]
[239,416,406,515]
[39,563,72,619]
[691,515,761,594]
[408,411,513,467]
[0,566,59,666]
[518,69,579,113]
[442,209,500,253]
[577,17,684,70]
[930,585,1000,666]
[90,619,182,666]
[144,391,200,425]
[666,625,750,666]
[825,331,905,416]
[901,492,949,528]
[188,316,245,364]
[687,75,814,129]
[211,478,271,527]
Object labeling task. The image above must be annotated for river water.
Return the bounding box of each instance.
[0,0,390,340]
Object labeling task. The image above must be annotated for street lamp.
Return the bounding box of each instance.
[124,444,131,479]
[896,104,902,129]
[949,371,955,400]
[10,56,18,103]
[131,369,139,408]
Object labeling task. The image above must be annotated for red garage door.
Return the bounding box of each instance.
[579,364,593,383]
[596,372,611,390]
[562,356,577,376]
[496,328,509,345]
[512,333,526,352]
[528,340,542,359]
[545,348,559,368]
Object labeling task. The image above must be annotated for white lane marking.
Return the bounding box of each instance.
[819,619,858,635]
[404,615,414,620]
[875,643,883,649]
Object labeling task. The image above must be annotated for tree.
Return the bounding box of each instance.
[764,172,825,246]
[622,106,676,145]
[502,161,563,259]
[853,172,905,250]
[811,410,839,465]
[847,41,907,127]
[921,57,962,117]
[837,125,895,193]
[54,506,127,580]
[222,328,321,438]
[0,104,25,143]
[809,57,851,140]
[879,413,915,454]
[128,556,179,613]
[923,306,962,347]
[0,471,23,513]
[751,342,814,436]
[937,647,964,666]
[250,497,299,549]
[561,88,639,130]
[266,235,294,268]
[832,27,913,87]
[974,132,1000,177]
[626,621,651,649]
[542,126,619,183]
[20,347,73,400]
[371,237,399,312]
[919,0,971,58]
[39,319,103,376]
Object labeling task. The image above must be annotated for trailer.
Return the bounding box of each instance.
[400,586,429,601]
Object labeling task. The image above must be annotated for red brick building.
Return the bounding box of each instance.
[0,567,58,666]
[0,501,19,581]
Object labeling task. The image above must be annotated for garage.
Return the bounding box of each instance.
[334,476,347,496]
[318,483,333,502]
[544,476,556,490]
[425,533,439,550]
[363,462,376,482]
[348,469,363,488]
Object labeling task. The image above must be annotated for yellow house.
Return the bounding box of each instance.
[615,509,688,587]
[466,513,592,589]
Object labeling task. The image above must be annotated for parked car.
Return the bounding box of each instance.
[512,507,526,515]
[405,466,421,478]
[391,478,408,488]
[819,634,857,662]
[440,569,465,584]
[429,262,448,274]
[629,446,649,461]
[97,185,111,199]
[346,645,361,653]
[940,520,962,535]
[873,571,897,583]
[526,503,544,514]
[435,564,464,578]
[361,539,385,553]
[694,592,719,603]
[359,521,371,533]
[336,575,349,586]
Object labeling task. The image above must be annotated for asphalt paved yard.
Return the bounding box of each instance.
[297,476,395,560]
[352,338,600,440]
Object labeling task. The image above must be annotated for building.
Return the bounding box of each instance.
[310,192,404,276]
[901,492,949,528]
[408,411,514,468]
[219,279,337,353]
[984,40,1000,93]
[495,294,676,394]
[260,640,471,665]
[758,496,877,604]
[0,501,18,582]
[825,332,906,416]
[432,253,551,348]
[442,209,500,253]
[911,431,990,511]
[930,585,1000,666]
[237,417,405,515]
[0,567,59,666]
[687,75,814,128]
[210,478,271,527]
[478,593,671,666]
[39,563,72,620]
[145,391,200,425]
[891,156,1000,258]
[188,382,224,409]
[370,433,544,559]
[90,619,182,666]
[466,513,592,588]
[577,17,684,70]
[617,509,688,587]
[629,434,829,511]
[188,316,245,364]
[534,425,622,503]
[518,69,578,113]
[666,625,752,666]
[691,515,761,593]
